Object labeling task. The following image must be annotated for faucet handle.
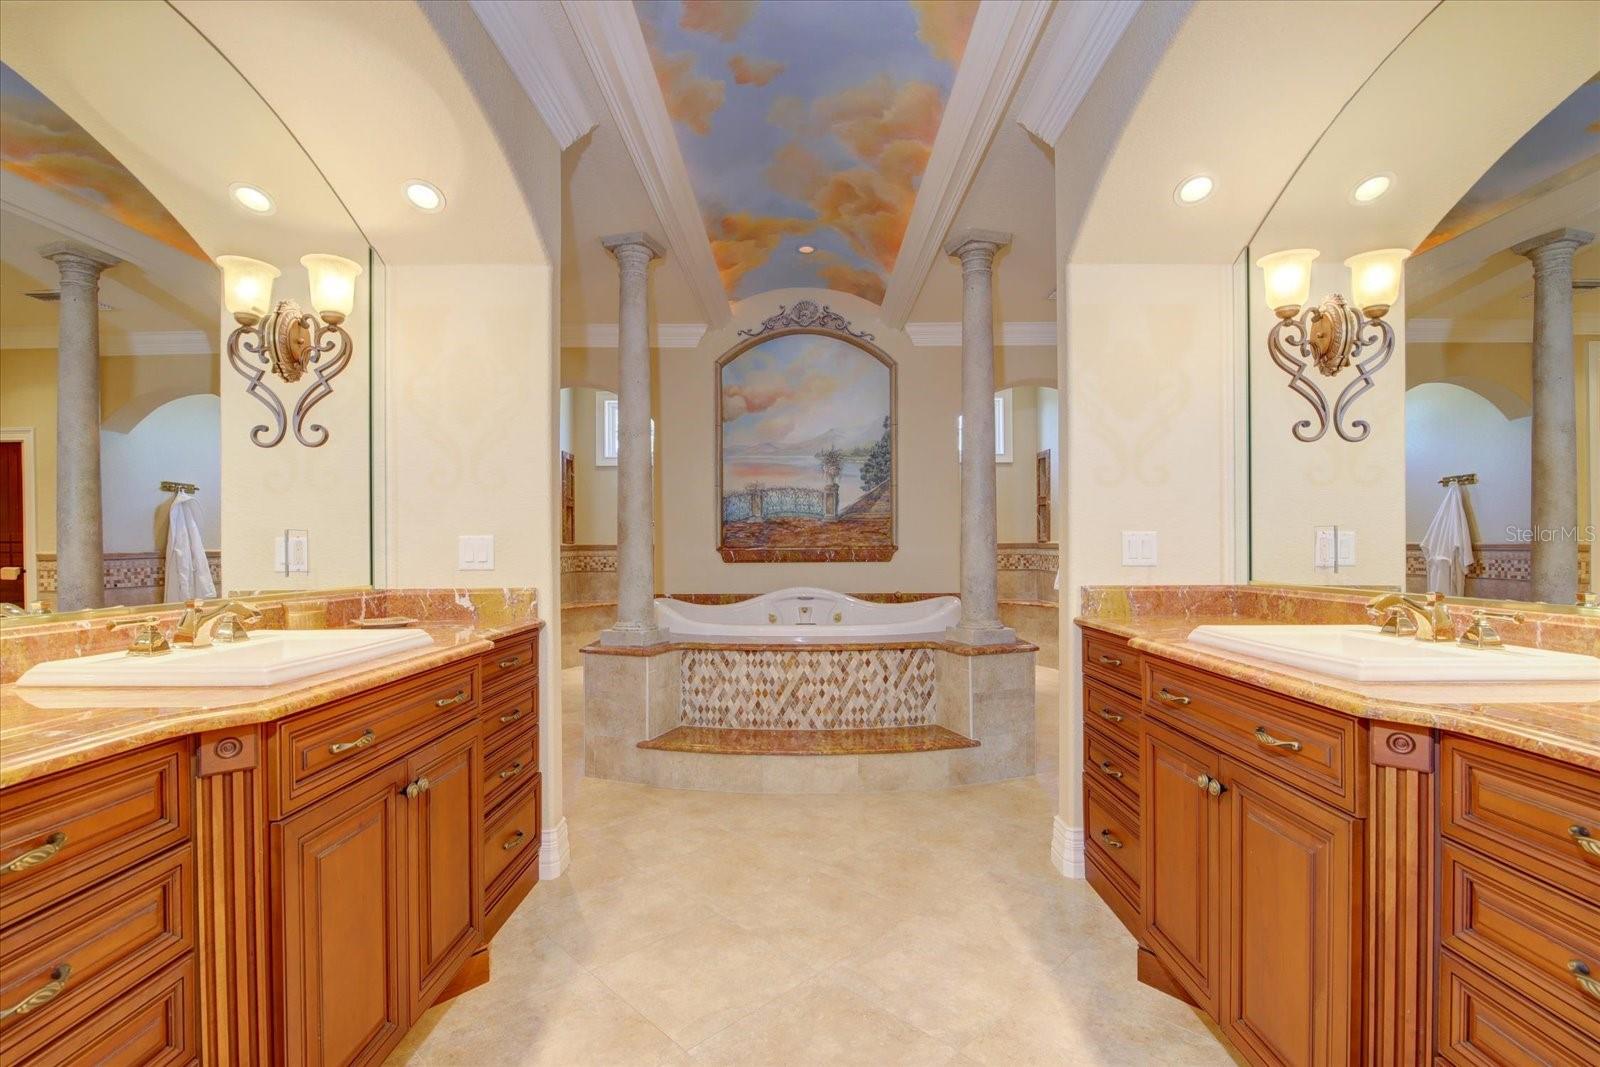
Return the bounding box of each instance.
[1370,605,1417,637]
[1579,592,1599,612]
[1458,609,1524,650]
[108,616,172,657]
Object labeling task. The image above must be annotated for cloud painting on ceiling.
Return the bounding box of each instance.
[0,63,205,260]
[633,0,977,304]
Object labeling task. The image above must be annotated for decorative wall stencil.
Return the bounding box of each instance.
[632,0,977,303]
[680,646,936,729]
[717,319,895,562]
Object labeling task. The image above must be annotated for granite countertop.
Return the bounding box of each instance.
[0,619,542,788]
[1076,615,1600,770]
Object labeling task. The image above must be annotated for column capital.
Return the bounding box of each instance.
[601,231,666,261]
[40,240,121,277]
[943,229,1012,263]
[1511,227,1594,267]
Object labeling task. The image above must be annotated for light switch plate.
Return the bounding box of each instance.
[1314,527,1337,568]
[285,530,309,574]
[1337,530,1357,567]
[273,536,286,575]
[458,535,495,571]
[1121,530,1157,567]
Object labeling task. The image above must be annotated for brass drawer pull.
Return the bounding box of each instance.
[1098,829,1123,850]
[1157,688,1191,706]
[1096,760,1124,781]
[2,832,67,875]
[497,655,523,670]
[1569,960,1600,1000]
[1571,826,1600,857]
[435,689,469,708]
[329,729,375,755]
[0,964,71,1021]
[403,776,431,799]
[503,830,526,852]
[1194,773,1226,797]
[1097,707,1124,724]
[1253,727,1302,752]
[498,761,525,782]
[498,708,524,725]
[1096,654,1123,668]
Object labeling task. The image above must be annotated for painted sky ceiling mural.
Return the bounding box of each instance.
[633,0,978,304]
[0,62,205,260]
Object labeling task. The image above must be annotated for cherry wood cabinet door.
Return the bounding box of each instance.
[403,723,483,1018]
[1142,721,1225,1014]
[1220,758,1359,1067]
[275,762,408,1067]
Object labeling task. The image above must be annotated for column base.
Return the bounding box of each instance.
[600,624,669,647]
[944,622,1017,646]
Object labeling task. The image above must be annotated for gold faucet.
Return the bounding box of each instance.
[1457,609,1524,649]
[1365,591,1454,642]
[175,599,263,648]
[108,615,172,657]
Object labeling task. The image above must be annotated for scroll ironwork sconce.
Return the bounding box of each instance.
[1257,247,1408,443]
[216,253,362,448]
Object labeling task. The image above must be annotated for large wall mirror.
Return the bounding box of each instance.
[1246,1,1597,609]
[0,0,376,619]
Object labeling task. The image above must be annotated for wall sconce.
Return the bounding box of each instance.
[1256,247,1408,442]
[217,253,362,448]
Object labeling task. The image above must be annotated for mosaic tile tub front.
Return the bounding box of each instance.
[679,646,936,730]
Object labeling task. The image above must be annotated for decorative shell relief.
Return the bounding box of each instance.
[737,299,875,342]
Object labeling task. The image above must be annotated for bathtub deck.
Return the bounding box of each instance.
[637,724,980,756]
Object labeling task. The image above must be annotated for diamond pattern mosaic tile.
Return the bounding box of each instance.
[680,647,936,730]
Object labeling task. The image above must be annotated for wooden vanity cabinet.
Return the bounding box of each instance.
[1082,633,1146,936]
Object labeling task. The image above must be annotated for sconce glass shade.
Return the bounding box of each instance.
[1256,248,1318,311]
[216,255,280,324]
[300,254,363,323]
[1344,248,1409,313]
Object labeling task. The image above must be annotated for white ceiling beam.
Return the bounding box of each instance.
[560,0,729,327]
[878,0,1051,328]
[470,0,598,150]
[905,321,1057,347]
[560,322,708,349]
[1014,0,1141,146]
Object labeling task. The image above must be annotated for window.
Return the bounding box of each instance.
[956,394,1011,461]
[595,391,653,465]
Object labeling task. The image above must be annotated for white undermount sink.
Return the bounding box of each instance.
[1188,624,1600,683]
[16,629,434,688]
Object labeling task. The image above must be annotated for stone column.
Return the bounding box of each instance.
[1512,228,1593,604]
[600,233,666,646]
[945,230,1015,645]
[42,242,120,611]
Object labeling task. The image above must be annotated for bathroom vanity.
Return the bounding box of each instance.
[0,614,542,1066]
[1078,619,1600,1067]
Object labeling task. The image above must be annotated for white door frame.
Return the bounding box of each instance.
[0,427,39,606]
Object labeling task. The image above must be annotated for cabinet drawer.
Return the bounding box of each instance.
[483,730,537,814]
[484,774,540,900]
[1085,725,1141,811]
[0,848,193,1063]
[482,636,537,696]
[1441,736,1600,902]
[1145,658,1363,815]
[270,663,478,817]
[1438,951,1599,1067]
[1085,783,1141,891]
[7,954,198,1067]
[0,741,190,926]
[1441,842,1600,1030]
[1084,679,1143,751]
[1083,630,1140,696]
[480,684,538,753]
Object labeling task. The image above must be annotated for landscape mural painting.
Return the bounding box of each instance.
[718,330,895,562]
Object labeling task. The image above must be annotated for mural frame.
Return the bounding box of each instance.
[715,305,897,563]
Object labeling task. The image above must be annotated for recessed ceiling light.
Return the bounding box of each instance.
[403,180,445,213]
[229,183,274,215]
[797,244,815,255]
[1174,174,1214,205]
[1351,173,1393,204]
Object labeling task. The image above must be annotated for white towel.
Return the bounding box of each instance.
[1420,483,1475,596]
[164,491,216,602]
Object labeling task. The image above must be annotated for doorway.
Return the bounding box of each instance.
[0,438,28,606]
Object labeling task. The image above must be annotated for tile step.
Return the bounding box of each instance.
[637,725,979,756]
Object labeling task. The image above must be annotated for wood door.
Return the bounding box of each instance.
[404,723,482,1017]
[275,761,408,1067]
[560,451,575,545]
[1034,449,1051,543]
[0,441,24,605]
[1142,720,1225,1013]
[1220,758,1359,1067]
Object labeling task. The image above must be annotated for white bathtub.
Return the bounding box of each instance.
[654,588,959,643]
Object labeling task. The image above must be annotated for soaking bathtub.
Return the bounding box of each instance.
[654,587,960,642]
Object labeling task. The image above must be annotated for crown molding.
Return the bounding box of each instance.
[560,322,708,349]
[561,0,730,326]
[878,1,1051,328]
[906,321,1057,347]
[1015,0,1141,146]
[470,0,598,150]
